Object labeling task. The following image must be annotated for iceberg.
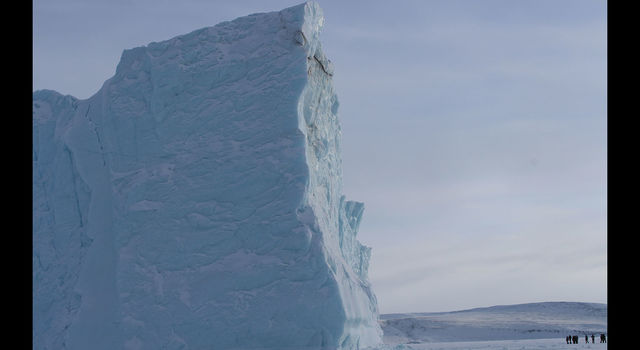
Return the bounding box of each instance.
[33,2,383,349]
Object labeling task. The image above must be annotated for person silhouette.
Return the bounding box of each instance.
[566,336,570,344]
[592,334,595,343]
[600,333,606,343]
[585,334,589,343]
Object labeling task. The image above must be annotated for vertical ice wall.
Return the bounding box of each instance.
[33,2,382,349]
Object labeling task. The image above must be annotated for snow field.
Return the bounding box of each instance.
[397,338,607,350]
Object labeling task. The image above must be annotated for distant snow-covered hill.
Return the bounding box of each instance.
[380,302,607,345]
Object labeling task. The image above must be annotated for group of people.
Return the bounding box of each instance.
[565,334,606,344]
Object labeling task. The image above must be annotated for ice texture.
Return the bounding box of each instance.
[32,2,382,349]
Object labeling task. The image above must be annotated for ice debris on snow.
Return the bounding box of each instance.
[33,2,382,349]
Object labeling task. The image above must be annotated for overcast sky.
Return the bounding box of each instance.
[33,0,607,314]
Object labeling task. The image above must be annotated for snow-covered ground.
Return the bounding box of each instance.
[397,338,607,350]
[374,302,606,350]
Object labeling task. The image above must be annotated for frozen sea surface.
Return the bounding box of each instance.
[395,338,607,350]
[381,302,606,346]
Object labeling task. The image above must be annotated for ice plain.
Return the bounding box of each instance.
[383,338,607,350]
[369,302,607,350]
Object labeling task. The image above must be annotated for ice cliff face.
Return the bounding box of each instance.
[33,2,382,349]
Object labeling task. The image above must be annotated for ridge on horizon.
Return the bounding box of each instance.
[382,301,607,316]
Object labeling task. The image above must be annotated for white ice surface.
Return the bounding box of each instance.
[380,302,606,345]
[386,338,608,350]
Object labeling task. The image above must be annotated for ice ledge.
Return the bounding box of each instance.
[113,1,324,78]
[292,1,325,58]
